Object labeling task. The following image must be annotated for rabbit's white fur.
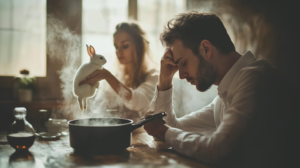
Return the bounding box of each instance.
[73,45,106,111]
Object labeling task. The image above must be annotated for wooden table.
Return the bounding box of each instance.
[0,130,212,168]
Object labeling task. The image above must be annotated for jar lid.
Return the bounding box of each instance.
[39,109,47,113]
[13,107,27,118]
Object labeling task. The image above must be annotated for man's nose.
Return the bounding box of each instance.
[179,70,188,79]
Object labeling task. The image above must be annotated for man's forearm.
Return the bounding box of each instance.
[158,78,173,91]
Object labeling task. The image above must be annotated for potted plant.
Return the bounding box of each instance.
[18,69,36,102]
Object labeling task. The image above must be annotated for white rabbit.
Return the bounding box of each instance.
[73,45,107,111]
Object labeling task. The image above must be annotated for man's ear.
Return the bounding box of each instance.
[198,40,212,59]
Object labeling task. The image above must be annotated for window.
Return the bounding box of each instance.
[81,0,128,72]
[0,0,46,77]
[138,0,186,68]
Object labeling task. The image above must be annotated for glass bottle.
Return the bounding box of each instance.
[7,107,36,151]
[37,109,48,133]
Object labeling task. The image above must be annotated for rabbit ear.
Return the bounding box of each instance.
[86,44,93,57]
[90,45,96,56]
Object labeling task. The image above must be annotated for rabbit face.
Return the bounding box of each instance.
[86,44,107,66]
[91,54,107,65]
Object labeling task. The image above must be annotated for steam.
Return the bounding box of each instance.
[47,15,82,119]
[73,118,129,126]
[47,15,124,122]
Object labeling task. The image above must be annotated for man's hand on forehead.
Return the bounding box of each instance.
[158,47,178,91]
[163,48,176,66]
[166,48,174,59]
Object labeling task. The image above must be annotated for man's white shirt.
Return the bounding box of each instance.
[149,51,279,165]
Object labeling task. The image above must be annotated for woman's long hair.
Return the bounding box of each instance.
[114,22,150,89]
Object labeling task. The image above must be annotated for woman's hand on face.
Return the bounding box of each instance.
[79,68,108,86]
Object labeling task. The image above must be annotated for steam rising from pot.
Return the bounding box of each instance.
[47,15,124,122]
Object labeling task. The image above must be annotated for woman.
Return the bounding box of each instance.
[80,22,158,121]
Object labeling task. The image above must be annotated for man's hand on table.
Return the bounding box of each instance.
[143,111,169,141]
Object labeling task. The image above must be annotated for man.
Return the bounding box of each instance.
[144,11,282,168]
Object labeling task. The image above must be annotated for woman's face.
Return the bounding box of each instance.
[114,31,135,65]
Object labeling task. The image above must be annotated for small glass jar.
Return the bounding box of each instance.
[6,107,36,151]
[37,109,48,133]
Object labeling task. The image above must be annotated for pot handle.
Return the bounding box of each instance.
[129,112,167,132]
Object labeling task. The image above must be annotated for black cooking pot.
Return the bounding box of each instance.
[68,112,166,153]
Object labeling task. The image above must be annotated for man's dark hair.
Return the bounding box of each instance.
[160,11,235,55]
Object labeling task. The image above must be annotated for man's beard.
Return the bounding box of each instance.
[195,54,216,92]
